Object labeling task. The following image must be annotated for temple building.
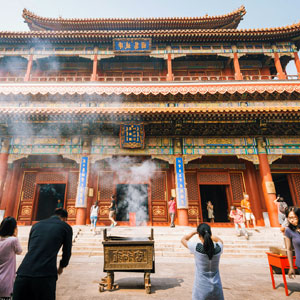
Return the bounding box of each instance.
[1,6,300,227]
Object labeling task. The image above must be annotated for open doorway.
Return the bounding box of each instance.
[116,184,149,224]
[200,185,229,222]
[35,184,66,221]
[272,173,294,206]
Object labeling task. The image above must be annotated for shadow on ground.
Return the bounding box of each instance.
[113,277,184,293]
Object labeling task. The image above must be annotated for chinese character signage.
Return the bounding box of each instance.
[114,39,151,52]
[75,156,88,208]
[175,157,188,209]
[120,124,145,149]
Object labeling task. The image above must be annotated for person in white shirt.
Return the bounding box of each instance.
[90,201,99,234]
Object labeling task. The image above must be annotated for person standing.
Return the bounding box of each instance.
[284,207,300,279]
[90,201,99,234]
[181,223,224,300]
[168,197,176,228]
[207,201,215,223]
[274,195,288,225]
[13,209,72,300]
[240,194,257,230]
[108,195,117,227]
[229,206,249,240]
[56,199,63,209]
[0,217,22,299]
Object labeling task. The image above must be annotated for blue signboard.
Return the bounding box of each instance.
[75,156,88,208]
[175,157,188,209]
[120,124,144,149]
[114,39,151,52]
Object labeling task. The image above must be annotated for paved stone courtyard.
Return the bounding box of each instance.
[16,255,300,299]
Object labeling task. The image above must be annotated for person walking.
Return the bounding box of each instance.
[108,195,117,227]
[229,206,249,240]
[284,207,300,279]
[90,201,99,234]
[13,209,72,300]
[168,197,176,227]
[241,194,258,230]
[0,217,22,300]
[181,223,224,300]
[207,201,214,223]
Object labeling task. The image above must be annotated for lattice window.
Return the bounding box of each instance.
[291,174,300,205]
[230,173,244,202]
[22,173,37,200]
[98,172,114,201]
[186,173,198,201]
[67,172,79,199]
[151,172,166,201]
[36,173,67,183]
[198,173,229,184]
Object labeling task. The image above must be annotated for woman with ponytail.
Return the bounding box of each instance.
[181,223,224,300]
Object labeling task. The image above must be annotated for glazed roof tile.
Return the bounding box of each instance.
[0,106,299,117]
[0,81,299,96]
[1,22,300,44]
[22,6,246,31]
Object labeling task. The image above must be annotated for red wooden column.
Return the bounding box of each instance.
[256,138,279,227]
[24,54,33,82]
[0,139,9,205]
[5,162,21,217]
[273,52,286,80]
[166,54,173,81]
[91,48,98,81]
[244,160,264,226]
[233,53,243,80]
[75,156,89,225]
[293,52,300,79]
[174,157,189,226]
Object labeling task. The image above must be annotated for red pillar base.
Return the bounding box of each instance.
[75,208,87,225]
[177,209,189,226]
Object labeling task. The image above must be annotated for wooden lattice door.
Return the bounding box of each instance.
[289,174,300,206]
[186,172,200,223]
[17,172,37,222]
[97,171,115,221]
[65,172,79,222]
[150,171,167,223]
[229,172,245,207]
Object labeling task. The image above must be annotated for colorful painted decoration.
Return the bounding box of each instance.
[75,156,88,208]
[114,39,151,52]
[120,124,145,149]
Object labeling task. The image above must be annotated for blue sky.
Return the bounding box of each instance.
[1,0,299,73]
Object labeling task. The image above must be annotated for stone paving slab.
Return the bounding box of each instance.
[16,255,300,300]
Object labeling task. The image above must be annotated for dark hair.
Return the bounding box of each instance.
[94,201,99,206]
[54,208,68,219]
[287,207,300,232]
[278,197,284,202]
[111,195,116,200]
[197,223,214,260]
[230,206,236,211]
[170,197,174,201]
[0,216,17,237]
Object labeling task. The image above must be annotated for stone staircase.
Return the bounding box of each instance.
[17,225,283,258]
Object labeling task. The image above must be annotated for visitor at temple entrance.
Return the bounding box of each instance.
[274,195,288,225]
[90,201,99,234]
[240,194,258,231]
[229,206,249,240]
[168,197,176,227]
[207,201,214,223]
[181,223,224,300]
[285,207,300,279]
[56,199,63,209]
[108,195,117,227]
[0,217,22,299]
[13,209,72,300]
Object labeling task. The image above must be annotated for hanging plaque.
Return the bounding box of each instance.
[120,124,145,149]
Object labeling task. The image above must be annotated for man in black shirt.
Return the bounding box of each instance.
[13,209,73,300]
